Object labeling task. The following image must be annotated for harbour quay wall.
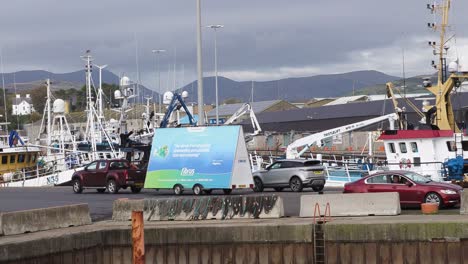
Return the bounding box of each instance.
[1,216,468,264]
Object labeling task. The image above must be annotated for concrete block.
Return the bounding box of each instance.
[112,195,284,221]
[300,192,401,217]
[460,192,468,215]
[1,204,91,236]
[112,199,144,221]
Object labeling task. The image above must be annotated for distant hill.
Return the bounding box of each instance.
[0,69,401,103]
[178,70,400,104]
[0,70,155,98]
[353,74,437,96]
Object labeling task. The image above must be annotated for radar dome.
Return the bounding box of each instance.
[120,76,131,87]
[114,90,122,99]
[181,91,189,98]
[448,61,459,73]
[163,91,174,104]
[53,99,65,113]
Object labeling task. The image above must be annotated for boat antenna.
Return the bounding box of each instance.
[134,32,141,106]
[13,73,18,130]
[0,48,8,124]
[402,47,406,97]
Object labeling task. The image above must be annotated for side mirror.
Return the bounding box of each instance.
[405,181,413,187]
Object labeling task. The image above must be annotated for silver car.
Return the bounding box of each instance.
[253,159,326,192]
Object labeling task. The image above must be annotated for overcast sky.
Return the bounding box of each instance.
[1,0,468,92]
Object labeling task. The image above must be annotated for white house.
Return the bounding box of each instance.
[12,94,35,116]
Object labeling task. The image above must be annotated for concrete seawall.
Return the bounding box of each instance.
[2,216,468,263]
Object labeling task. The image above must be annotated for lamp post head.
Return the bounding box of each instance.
[152,49,166,54]
[206,25,224,30]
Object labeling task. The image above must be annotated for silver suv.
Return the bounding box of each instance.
[253,159,326,192]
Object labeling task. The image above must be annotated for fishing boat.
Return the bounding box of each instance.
[379,0,468,182]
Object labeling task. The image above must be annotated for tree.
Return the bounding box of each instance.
[29,85,47,115]
[222,98,242,104]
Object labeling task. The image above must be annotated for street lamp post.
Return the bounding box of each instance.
[151,49,166,113]
[207,25,224,125]
[196,0,205,125]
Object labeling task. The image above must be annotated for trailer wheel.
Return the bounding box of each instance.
[173,184,184,195]
[193,184,203,195]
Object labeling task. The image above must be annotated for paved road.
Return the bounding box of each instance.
[0,186,345,221]
[0,187,459,221]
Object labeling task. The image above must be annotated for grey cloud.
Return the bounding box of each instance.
[0,0,467,89]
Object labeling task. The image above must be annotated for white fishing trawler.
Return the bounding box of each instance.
[379,0,468,182]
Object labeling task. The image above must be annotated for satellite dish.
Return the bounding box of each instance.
[53,99,65,114]
[114,90,122,99]
[120,76,131,87]
[181,91,189,99]
[163,91,174,105]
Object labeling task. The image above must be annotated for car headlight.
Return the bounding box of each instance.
[440,189,457,195]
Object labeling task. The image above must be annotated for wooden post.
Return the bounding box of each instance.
[132,211,145,264]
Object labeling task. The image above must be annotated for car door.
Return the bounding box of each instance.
[263,162,283,186]
[365,174,392,193]
[82,161,98,186]
[392,175,420,205]
[94,161,108,186]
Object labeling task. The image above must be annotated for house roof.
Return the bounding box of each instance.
[324,95,368,106]
[206,100,282,117]
[243,92,468,132]
[14,97,32,105]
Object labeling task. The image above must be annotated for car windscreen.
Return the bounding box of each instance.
[110,161,130,169]
[303,160,321,167]
[403,171,431,183]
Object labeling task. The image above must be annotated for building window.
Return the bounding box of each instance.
[10,155,16,163]
[447,141,456,152]
[410,142,418,153]
[388,143,396,153]
[18,154,25,163]
[1,156,7,164]
[399,143,407,153]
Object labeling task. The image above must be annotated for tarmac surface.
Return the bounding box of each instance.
[0,186,459,221]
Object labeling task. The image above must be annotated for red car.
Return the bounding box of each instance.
[343,170,463,208]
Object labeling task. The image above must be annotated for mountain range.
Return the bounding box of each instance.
[0,69,405,103]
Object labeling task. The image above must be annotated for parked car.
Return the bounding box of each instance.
[71,159,146,194]
[343,170,463,208]
[252,159,326,192]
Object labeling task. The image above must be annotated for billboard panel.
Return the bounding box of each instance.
[144,126,240,189]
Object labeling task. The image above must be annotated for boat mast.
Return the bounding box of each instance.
[46,79,52,156]
[81,51,97,157]
[424,0,463,131]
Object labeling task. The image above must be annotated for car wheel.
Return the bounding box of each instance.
[173,184,184,195]
[193,184,203,195]
[72,179,83,194]
[203,189,212,194]
[223,189,232,195]
[253,177,264,192]
[97,188,106,193]
[424,192,443,207]
[289,176,303,192]
[106,179,120,194]
[131,187,142,193]
[312,185,324,192]
[274,187,284,192]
